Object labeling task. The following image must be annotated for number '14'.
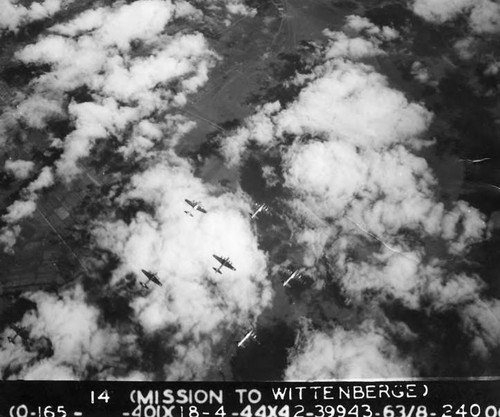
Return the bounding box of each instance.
[90,390,110,404]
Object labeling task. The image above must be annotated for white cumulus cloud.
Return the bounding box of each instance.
[285,322,414,380]
[411,0,500,33]
[91,158,273,379]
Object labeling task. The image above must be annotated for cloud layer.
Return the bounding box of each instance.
[285,321,414,380]
[93,158,272,379]
[411,0,500,33]
[1,2,498,380]
[0,0,73,33]
[0,0,271,380]
[218,16,496,377]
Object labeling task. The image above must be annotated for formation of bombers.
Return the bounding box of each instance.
[5,198,304,351]
[139,199,304,349]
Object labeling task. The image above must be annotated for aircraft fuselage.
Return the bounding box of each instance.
[141,269,162,287]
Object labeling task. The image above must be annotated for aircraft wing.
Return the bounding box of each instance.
[141,269,162,286]
[213,255,236,271]
[283,270,302,287]
[237,328,256,347]
[224,259,236,271]
[151,276,163,286]
[185,199,196,208]
[196,206,207,214]
[141,269,153,279]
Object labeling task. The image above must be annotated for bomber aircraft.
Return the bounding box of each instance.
[212,255,236,274]
[249,203,269,219]
[140,269,163,288]
[282,269,303,287]
[184,199,207,216]
[237,328,257,348]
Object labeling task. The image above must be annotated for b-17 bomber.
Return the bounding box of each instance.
[212,255,236,274]
[184,199,207,217]
[282,269,303,287]
[249,203,269,219]
[140,269,163,289]
[237,328,258,348]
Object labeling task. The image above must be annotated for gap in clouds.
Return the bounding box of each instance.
[376,1,500,305]
[226,141,366,379]
[383,302,489,376]
[365,2,500,306]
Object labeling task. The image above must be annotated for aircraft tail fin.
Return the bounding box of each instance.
[212,267,222,274]
[140,282,149,289]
